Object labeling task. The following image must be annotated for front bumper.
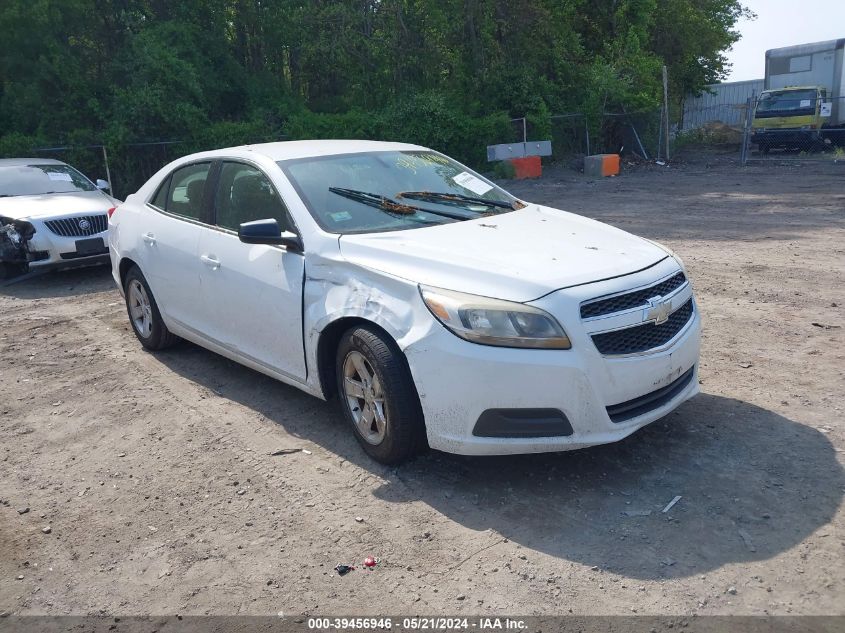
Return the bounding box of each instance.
[404,259,701,456]
[5,216,109,269]
[752,129,821,146]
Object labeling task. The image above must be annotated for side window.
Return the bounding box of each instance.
[215,162,288,232]
[166,162,211,220]
[151,175,170,209]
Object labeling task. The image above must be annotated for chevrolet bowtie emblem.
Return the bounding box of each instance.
[645,296,672,325]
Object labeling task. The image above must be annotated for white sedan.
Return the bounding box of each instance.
[109,140,700,464]
[0,158,117,278]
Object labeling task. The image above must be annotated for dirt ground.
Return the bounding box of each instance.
[1,150,843,618]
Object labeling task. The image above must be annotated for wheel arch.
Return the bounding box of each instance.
[118,256,139,287]
[316,316,410,402]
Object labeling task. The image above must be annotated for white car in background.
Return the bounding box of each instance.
[0,158,117,278]
[109,140,700,465]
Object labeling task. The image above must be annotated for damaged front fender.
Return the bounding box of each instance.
[302,252,438,396]
[0,217,35,262]
[0,217,38,278]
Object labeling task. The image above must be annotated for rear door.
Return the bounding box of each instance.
[140,161,214,330]
[196,160,306,381]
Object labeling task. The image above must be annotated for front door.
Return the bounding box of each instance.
[197,161,306,382]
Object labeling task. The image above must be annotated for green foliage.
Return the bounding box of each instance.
[492,160,517,180]
[0,0,750,189]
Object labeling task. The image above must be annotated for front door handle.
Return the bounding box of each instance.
[142,233,156,245]
[200,254,220,270]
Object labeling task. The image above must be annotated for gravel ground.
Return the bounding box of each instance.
[1,150,843,617]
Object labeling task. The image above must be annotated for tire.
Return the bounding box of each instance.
[336,325,426,465]
[123,265,179,351]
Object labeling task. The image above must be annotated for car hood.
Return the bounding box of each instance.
[338,204,669,302]
[0,191,115,221]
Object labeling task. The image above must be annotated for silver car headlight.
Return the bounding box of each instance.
[419,285,571,349]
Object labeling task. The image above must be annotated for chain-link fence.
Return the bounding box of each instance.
[544,110,667,163]
[742,94,845,163]
[32,141,187,201]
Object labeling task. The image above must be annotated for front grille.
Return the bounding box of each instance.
[581,272,687,319]
[606,366,695,423]
[44,214,108,237]
[591,298,694,355]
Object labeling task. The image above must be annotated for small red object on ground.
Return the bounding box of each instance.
[363,556,378,567]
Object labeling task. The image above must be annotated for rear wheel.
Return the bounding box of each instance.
[123,265,179,350]
[336,325,426,465]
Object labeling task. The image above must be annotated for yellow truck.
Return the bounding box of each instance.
[752,40,844,153]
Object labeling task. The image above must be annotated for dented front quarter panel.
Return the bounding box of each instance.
[302,243,438,397]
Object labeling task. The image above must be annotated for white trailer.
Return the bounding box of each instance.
[764,39,845,126]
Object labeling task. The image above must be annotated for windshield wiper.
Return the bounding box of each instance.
[397,191,518,211]
[328,187,476,221]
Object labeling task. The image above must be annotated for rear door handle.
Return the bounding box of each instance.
[200,254,220,270]
[142,233,156,245]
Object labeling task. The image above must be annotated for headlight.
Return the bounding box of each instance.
[419,285,571,349]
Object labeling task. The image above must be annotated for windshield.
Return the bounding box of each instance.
[756,90,818,115]
[278,151,518,234]
[0,164,97,197]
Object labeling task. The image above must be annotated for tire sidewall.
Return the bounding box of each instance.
[123,267,167,349]
[336,327,414,464]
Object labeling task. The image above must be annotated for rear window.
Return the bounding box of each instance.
[0,164,97,197]
[151,162,211,221]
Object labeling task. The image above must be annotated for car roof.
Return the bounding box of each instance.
[0,158,67,167]
[186,139,429,163]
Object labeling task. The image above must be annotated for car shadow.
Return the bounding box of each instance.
[0,263,114,299]
[153,340,843,581]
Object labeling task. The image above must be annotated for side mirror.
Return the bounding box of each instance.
[96,179,111,192]
[238,218,303,252]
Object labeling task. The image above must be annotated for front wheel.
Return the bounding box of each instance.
[123,265,179,350]
[336,325,426,465]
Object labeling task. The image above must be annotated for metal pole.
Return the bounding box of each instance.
[629,122,649,160]
[584,117,591,156]
[741,92,755,167]
[102,145,113,197]
[657,105,664,162]
[662,65,671,162]
[522,117,527,144]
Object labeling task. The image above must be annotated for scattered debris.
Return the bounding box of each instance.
[363,556,379,568]
[456,594,466,601]
[622,509,652,517]
[117,453,126,458]
[16,575,24,580]
[354,516,364,523]
[236,489,246,496]
[811,322,841,330]
[269,448,302,456]
[661,558,676,566]
[738,362,752,369]
[727,586,737,595]
[302,449,312,455]
[334,564,355,576]
[662,495,682,514]
[41,526,51,534]
[16,507,29,515]
[738,529,756,553]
